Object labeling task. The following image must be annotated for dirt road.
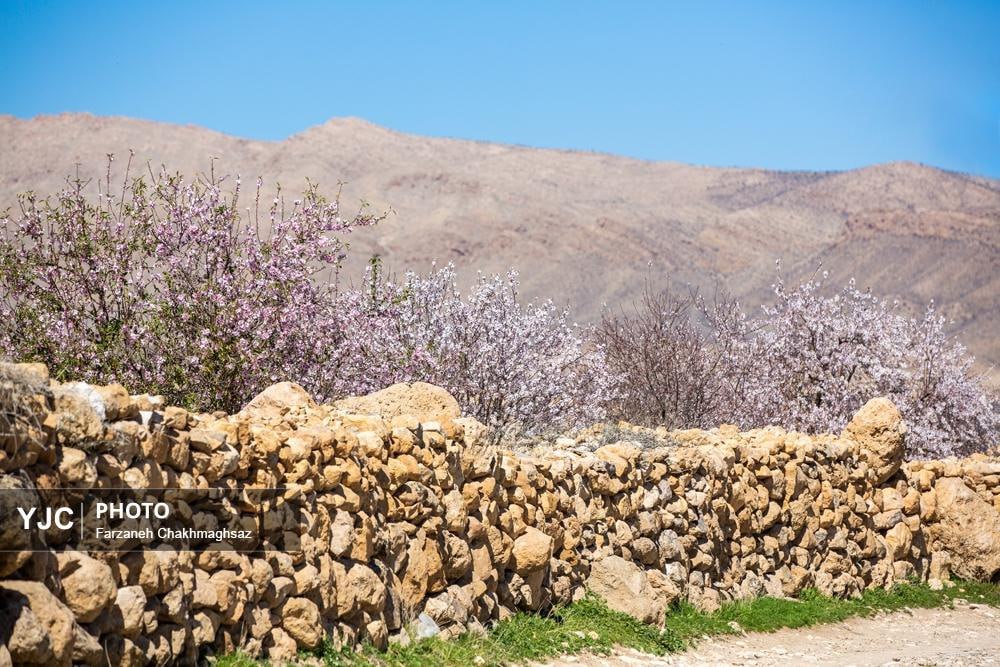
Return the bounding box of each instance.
[542,602,1000,666]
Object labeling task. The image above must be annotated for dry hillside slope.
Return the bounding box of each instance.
[1,113,998,378]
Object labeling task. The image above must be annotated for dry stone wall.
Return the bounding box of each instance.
[0,365,998,666]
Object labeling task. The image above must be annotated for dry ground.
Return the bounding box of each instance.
[542,601,1000,667]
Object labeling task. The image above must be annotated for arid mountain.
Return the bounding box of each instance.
[2,113,998,381]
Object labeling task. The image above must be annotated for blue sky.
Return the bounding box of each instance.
[1,1,998,176]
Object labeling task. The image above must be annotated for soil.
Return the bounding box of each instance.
[542,601,1000,666]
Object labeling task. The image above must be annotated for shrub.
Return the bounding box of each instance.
[0,159,382,411]
[598,286,730,429]
[332,262,617,439]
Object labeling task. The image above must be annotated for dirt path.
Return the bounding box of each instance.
[542,601,1000,666]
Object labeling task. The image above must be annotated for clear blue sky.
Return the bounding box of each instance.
[2,1,998,176]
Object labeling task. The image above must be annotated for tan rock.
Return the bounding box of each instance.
[930,477,1000,581]
[52,385,105,442]
[586,555,668,625]
[880,488,904,512]
[70,622,103,666]
[387,454,422,485]
[884,522,912,561]
[111,586,146,638]
[293,564,319,595]
[264,576,294,608]
[842,397,905,484]
[281,597,322,648]
[401,537,439,609]
[105,636,145,667]
[267,626,299,662]
[95,383,136,421]
[328,510,356,557]
[335,382,461,423]
[187,428,227,453]
[241,381,316,416]
[0,476,36,576]
[645,569,682,607]
[209,569,243,617]
[0,580,75,664]
[57,447,97,488]
[348,563,387,613]
[56,551,116,622]
[443,531,473,580]
[511,527,552,575]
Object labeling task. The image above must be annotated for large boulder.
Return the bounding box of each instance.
[586,555,671,625]
[930,477,1000,581]
[241,382,316,416]
[335,382,461,423]
[843,397,906,484]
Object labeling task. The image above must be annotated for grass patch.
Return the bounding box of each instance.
[666,580,1000,644]
[216,581,1000,666]
[316,594,682,667]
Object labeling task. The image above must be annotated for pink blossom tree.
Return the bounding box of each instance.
[0,159,382,411]
[333,262,617,438]
[736,270,997,458]
[601,267,997,458]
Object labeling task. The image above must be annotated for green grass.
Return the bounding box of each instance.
[215,581,1000,667]
[665,581,1000,642]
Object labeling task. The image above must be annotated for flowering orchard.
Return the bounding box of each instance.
[0,165,612,431]
[0,167,995,455]
[333,262,617,438]
[600,270,998,458]
[0,161,383,412]
[736,271,997,458]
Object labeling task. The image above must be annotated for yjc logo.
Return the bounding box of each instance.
[17,506,75,530]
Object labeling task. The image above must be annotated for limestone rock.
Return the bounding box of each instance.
[335,382,461,423]
[56,551,116,622]
[70,622,103,666]
[586,555,669,625]
[266,627,299,662]
[111,586,146,638]
[511,527,552,575]
[241,382,316,416]
[930,477,1000,580]
[95,383,137,421]
[0,475,36,576]
[281,597,322,648]
[0,580,76,664]
[51,384,106,448]
[348,564,387,613]
[843,397,905,484]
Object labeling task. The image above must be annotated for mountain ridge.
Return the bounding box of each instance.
[1,112,997,382]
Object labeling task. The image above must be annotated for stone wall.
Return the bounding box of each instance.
[0,366,998,666]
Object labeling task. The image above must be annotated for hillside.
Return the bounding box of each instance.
[1,113,998,379]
